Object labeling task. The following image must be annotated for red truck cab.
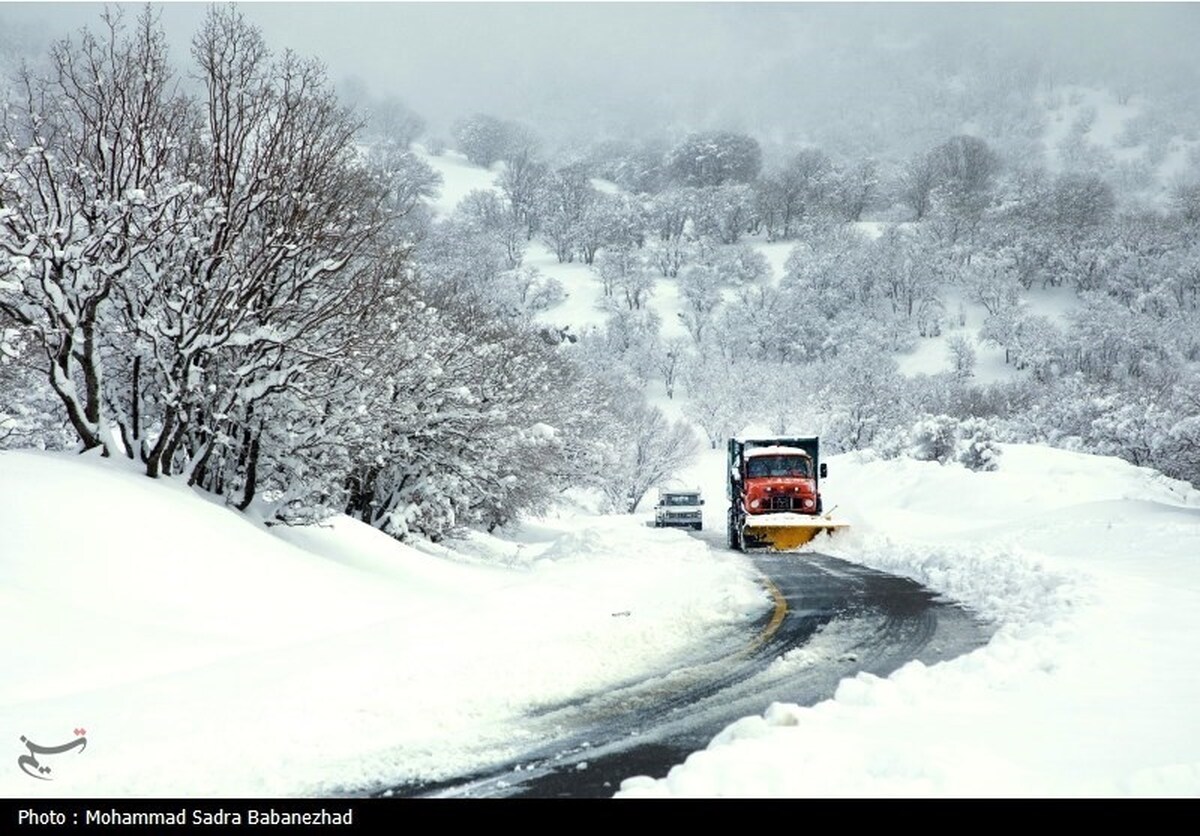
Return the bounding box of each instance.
[742,446,821,515]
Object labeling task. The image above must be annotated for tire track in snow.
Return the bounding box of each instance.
[376,550,992,798]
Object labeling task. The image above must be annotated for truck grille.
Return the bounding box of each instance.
[770,495,796,511]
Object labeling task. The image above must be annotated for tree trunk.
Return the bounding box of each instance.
[236,431,261,512]
[144,408,178,478]
[48,339,104,452]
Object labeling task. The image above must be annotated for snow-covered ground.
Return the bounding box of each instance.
[619,444,1200,797]
[894,285,1080,385]
[1041,85,1141,174]
[5,439,1199,797]
[414,144,501,216]
[1037,84,1197,206]
[0,450,765,797]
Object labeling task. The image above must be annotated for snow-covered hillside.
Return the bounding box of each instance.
[1037,85,1200,206]
[411,145,1032,383]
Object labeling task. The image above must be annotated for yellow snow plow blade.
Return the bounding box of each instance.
[743,514,849,550]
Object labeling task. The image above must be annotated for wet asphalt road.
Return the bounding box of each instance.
[380,548,992,798]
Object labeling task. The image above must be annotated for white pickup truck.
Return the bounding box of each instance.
[653,489,704,531]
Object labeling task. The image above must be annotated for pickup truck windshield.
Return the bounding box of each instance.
[746,455,810,478]
[662,495,700,506]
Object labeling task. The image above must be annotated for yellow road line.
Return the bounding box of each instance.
[748,574,788,653]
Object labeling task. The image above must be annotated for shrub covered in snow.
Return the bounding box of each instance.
[909,415,961,464]
[958,417,1004,471]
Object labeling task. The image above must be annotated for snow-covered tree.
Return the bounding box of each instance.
[0,8,193,456]
[655,336,690,399]
[344,299,601,540]
[823,345,905,451]
[418,220,509,304]
[713,243,771,287]
[498,144,547,240]
[678,264,724,344]
[340,78,426,148]
[691,184,758,244]
[682,355,750,449]
[586,138,668,195]
[666,132,762,187]
[909,414,959,464]
[1172,178,1200,228]
[645,236,689,278]
[947,335,977,380]
[1163,414,1200,487]
[757,148,835,240]
[958,417,1002,471]
[594,245,643,299]
[899,150,941,221]
[1011,314,1065,381]
[781,222,867,315]
[1087,398,1173,468]
[368,96,425,148]
[647,189,694,242]
[574,303,662,389]
[933,135,1000,199]
[575,194,630,265]
[454,190,525,269]
[452,112,518,167]
[875,226,943,321]
[594,399,700,513]
[834,157,879,222]
[367,141,440,243]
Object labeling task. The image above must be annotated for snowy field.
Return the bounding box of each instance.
[4,440,1199,797]
[414,144,500,216]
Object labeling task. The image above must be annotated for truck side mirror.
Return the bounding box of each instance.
[700,499,705,505]
[820,463,828,479]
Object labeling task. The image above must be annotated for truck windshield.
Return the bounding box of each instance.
[663,495,700,506]
[746,456,810,478]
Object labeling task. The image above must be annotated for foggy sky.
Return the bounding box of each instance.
[2,2,1198,152]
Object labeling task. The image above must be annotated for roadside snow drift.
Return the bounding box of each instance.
[619,444,1200,797]
[0,450,765,797]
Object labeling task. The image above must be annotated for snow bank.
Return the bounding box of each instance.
[619,444,1200,797]
[0,450,765,797]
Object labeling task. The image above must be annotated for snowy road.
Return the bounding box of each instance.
[384,549,992,798]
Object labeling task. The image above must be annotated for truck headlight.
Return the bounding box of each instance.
[750,499,761,509]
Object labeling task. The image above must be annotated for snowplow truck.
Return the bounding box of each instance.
[726,436,847,551]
